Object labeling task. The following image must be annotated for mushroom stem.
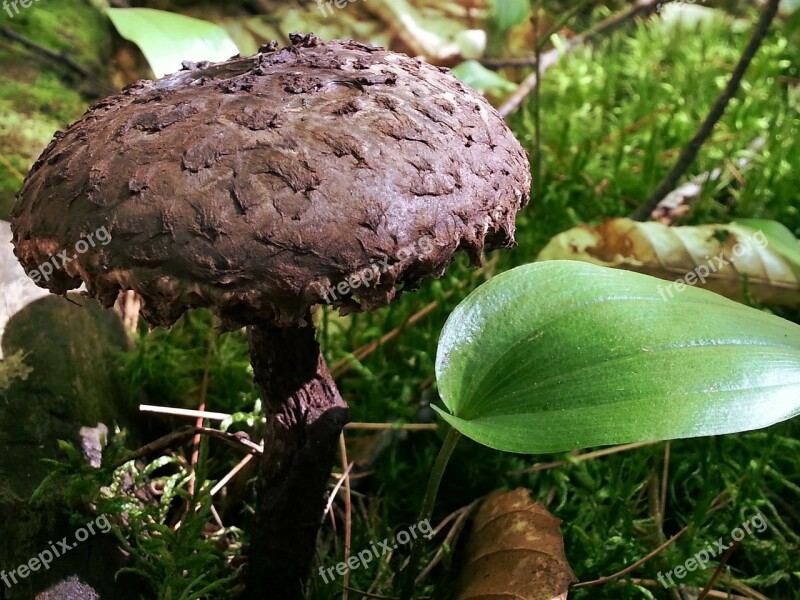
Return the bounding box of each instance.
[244,316,349,599]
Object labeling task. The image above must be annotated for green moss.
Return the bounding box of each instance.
[6,0,111,70]
[0,0,112,218]
[0,75,87,215]
[0,349,31,394]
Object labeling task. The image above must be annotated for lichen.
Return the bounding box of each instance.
[0,349,31,394]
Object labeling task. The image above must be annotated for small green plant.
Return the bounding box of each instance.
[0,350,31,394]
[32,432,243,600]
[401,260,800,596]
[114,487,241,600]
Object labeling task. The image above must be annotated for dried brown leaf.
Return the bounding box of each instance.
[537,218,800,306]
[455,488,575,600]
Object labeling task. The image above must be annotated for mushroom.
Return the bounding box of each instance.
[11,34,531,598]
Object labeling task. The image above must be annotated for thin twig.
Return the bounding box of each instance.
[331,298,446,377]
[576,485,739,590]
[573,528,687,588]
[114,427,197,467]
[342,587,429,600]
[209,503,224,529]
[339,435,353,600]
[624,579,752,599]
[507,441,657,476]
[193,426,263,454]
[718,575,771,600]
[630,0,782,221]
[324,461,355,517]
[659,441,671,531]
[139,404,230,421]
[0,25,114,94]
[498,0,667,118]
[415,498,481,586]
[189,328,216,495]
[330,258,498,378]
[532,0,543,205]
[211,453,254,496]
[698,540,741,600]
[345,423,438,432]
[114,426,260,468]
[0,153,25,182]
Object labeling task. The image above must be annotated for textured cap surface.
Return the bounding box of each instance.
[12,34,530,328]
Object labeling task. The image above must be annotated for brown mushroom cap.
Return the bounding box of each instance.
[12,34,530,329]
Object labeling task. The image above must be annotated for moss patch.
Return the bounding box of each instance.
[0,0,112,218]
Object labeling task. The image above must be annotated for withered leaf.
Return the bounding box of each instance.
[455,488,575,600]
[537,218,800,306]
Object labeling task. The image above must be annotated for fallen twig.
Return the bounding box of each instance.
[345,422,437,431]
[0,25,114,94]
[189,328,216,495]
[339,435,353,600]
[116,425,261,467]
[646,137,766,224]
[623,578,752,599]
[139,404,230,421]
[573,528,687,588]
[330,257,498,378]
[498,0,668,118]
[507,440,658,476]
[211,453,255,496]
[698,540,741,600]
[631,0,782,221]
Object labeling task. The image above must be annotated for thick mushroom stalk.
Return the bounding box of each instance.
[247,320,348,597]
[11,34,530,599]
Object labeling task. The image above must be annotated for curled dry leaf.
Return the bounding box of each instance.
[455,488,575,600]
[536,217,800,306]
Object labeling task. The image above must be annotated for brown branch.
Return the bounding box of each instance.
[630,0,782,221]
[698,540,741,600]
[189,327,217,495]
[0,25,115,94]
[115,426,260,467]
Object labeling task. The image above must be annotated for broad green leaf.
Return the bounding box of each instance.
[452,60,518,95]
[434,261,800,454]
[106,8,239,78]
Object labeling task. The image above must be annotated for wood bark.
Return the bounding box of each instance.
[245,318,349,599]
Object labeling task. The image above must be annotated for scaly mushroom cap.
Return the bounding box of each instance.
[12,34,530,329]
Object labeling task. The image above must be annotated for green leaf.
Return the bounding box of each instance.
[106,8,240,78]
[734,218,800,271]
[489,0,531,33]
[434,261,800,454]
[451,60,518,95]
